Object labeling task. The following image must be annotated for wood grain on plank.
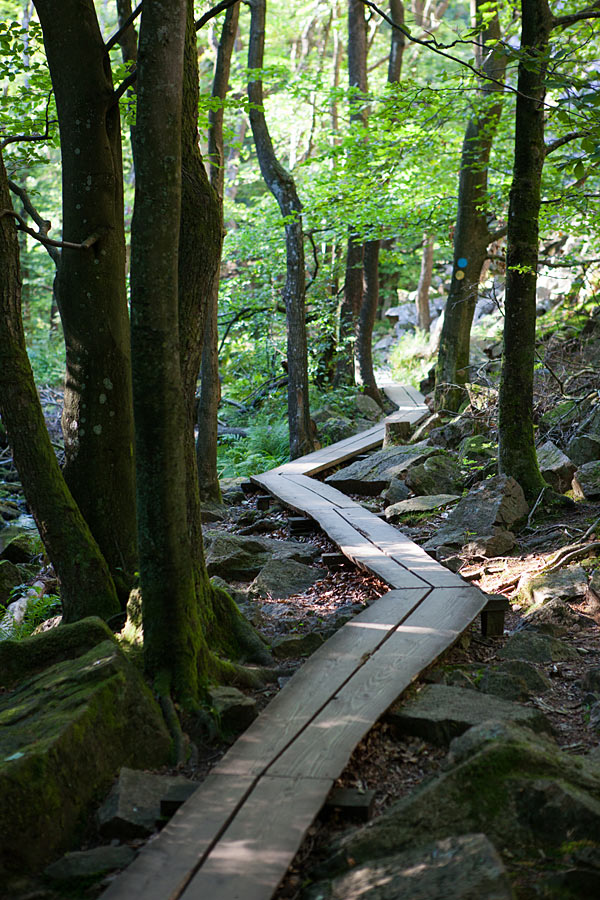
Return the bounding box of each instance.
[215,587,430,777]
[100,773,253,900]
[279,472,362,508]
[180,776,333,900]
[269,586,486,780]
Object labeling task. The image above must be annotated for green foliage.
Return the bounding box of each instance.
[388,329,435,387]
[217,419,290,478]
[3,585,61,641]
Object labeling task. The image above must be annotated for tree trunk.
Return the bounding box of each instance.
[388,0,405,83]
[33,0,137,600]
[416,233,434,331]
[248,0,314,460]
[197,1,240,504]
[0,149,120,624]
[498,0,552,499]
[355,239,383,403]
[434,0,506,413]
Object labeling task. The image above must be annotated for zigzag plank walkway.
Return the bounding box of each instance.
[103,384,488,900]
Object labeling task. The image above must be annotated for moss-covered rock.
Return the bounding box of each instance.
[0,558,22,606]
[0,637,171,875]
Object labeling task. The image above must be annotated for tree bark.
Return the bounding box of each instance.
[434,0,506,413]
[388,0,405,83]
[248,0,314,459]
[197,1,240,504]
[498,0,553,499]
[415,232,433,331]
[0,149,119,624]
[33,0,137,599]
[355,239,382,401]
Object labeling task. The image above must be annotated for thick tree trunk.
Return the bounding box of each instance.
[415,232,433,332]
[498,0,552,499]
[248,0,314,459]
[434,0,506,413]
[355,240,383,403]
[197,1,240,504]
[33,0,137,599]
[388,0,405,83]
[0,150,119,624]
[131,0,205,700]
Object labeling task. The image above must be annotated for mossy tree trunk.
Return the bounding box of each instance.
[33,0,137,601]
[498,0,553,499]
[0,150,120,624]
[197,1,240,503]
[248,0,314,460]
[434,0,506,414]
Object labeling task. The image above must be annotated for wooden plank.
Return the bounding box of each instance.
[338,508,466,589]
[308,507,429,590]
[180,775,333,900]
[215,587,429,777]
[279,472,363,508]
[269,586,486,781]
[100,773,254,900]
[252,425,385,481]
[251,471,337,515]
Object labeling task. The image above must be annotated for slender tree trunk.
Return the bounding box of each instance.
[388,0,405,83]
[498,0,552,499]
[197,1,240,504]
[0,150,119,624]
[434,0,506,413]
[33,0,137,600]
[355,240,382,400]
[415,232,433,331]
[248,0,314,459]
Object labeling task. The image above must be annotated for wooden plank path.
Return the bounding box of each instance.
[103,384,489,900]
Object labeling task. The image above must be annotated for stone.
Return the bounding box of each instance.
[582,667,600,696]
[387,684,551,746]
[0,638,171,874]
[0,531,41,564]
[385,494,460,522]
[519,566,588,609]
[573,461,600,499]
[98,768,196,840]
[318,417,356,444]
[210,576,247,606]
[404,454,464,496]
[200,500,227,523]
[428,410,476,449]
[382,477,410,506]
[523,597,589,636]
[326,722,600,875]
[208,686,258,736]
[249,558,326,600]
[355,393,383,420]
[271,631,324,659]
[536,440,577,493]
[410,412,443,443]
[203,531,319,580]
[310,834,513,900]
[0,500,21,522]
[457,434,497,463]
[325,442,434,496]
[567,434,600,466]
[0,559,22,606]
[479,660,552,701]
[424,475,528,558]
[499,631,580,663]
[44,845,136,883]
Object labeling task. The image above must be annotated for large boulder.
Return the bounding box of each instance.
[385,494,460,523]
[519,566,588,610]
[572,460,600,500]
[249,558,326,600]
[536,440,576,493]
[97,768,196,839]
[203,531,319,580]
[0,623,171,875]
[0,558,22,607]
[424,475,528,558]
[404,454,464,496]
[325,442,434,496]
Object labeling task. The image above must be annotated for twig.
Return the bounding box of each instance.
[0,209,100,251]
[526,487,547,529]
[8,179,61,265]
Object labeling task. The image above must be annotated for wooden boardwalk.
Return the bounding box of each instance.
[103,385,489,900]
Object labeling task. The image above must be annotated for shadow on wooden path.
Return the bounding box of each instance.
[103,384,489,900]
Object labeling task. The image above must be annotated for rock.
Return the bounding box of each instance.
[0,500,21,522]
[318,416,356,444]
[424,475,528,558]
[210,576,247,606]
[325,442,434,496]
[355,394,383,421]
[98,768,196,840]
[387,684,551,746]
[479,660,552,701]
[0,531,41,564]
[200,500,227,523]
[203,531,319,580]
[310,834,513,900]
[271,631,324,659]
[410,412,443,444]
[582,667,600,696]
[404,455,464,496]
[536,440,577,493]
[385,494,460,522]
[573,460,600,499]
[0,636,171,874]
[381,477,410,506]
[0,559,22,606]
[428,410,476,449]
[249,558,326,600]
[519,566,588,609]
[326,722,600,875]
[499,631,580,663]
[567,434,600,466]
[44,845,136,883]
[208,685,258,736]
[523,597,588,636]
[457,434,497,463]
